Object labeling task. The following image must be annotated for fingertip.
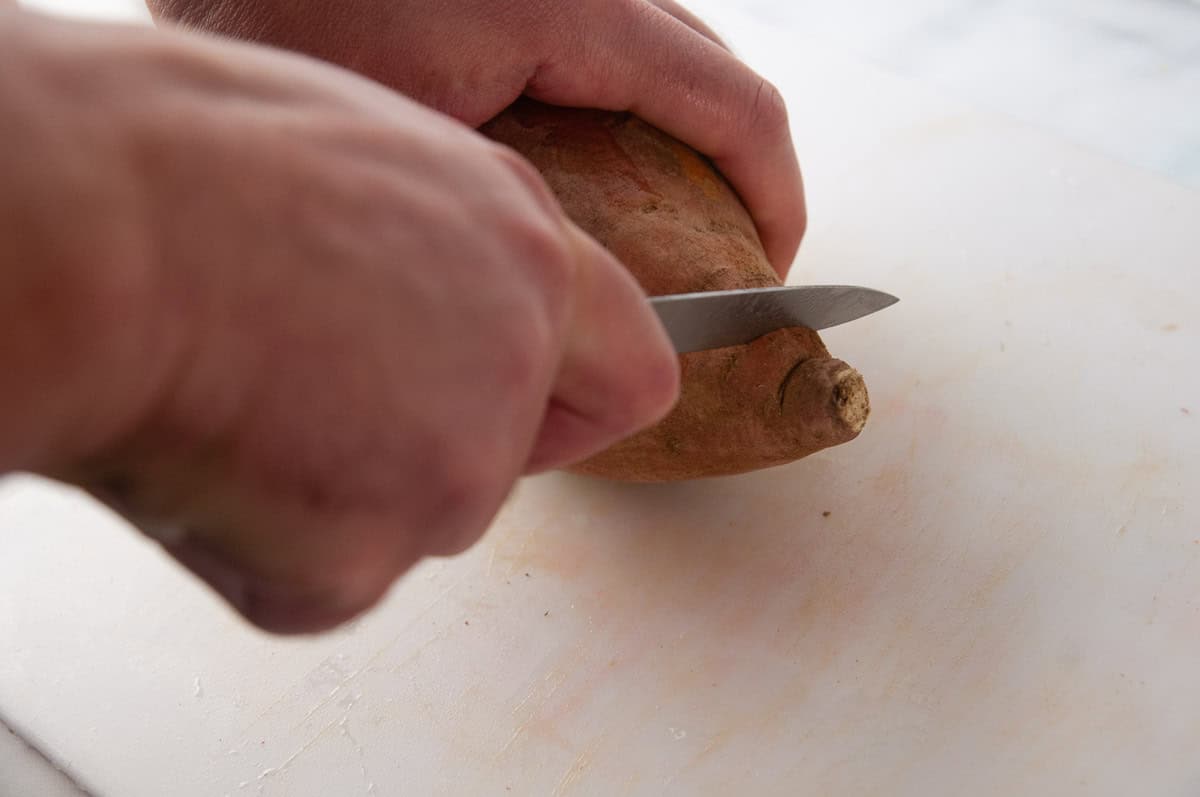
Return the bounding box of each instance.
[761,200,807,279]
[522,399,600,473]
[713,98,806,279]
[715,143,805,279]
[524,342,678,475]
[636,329,683,424]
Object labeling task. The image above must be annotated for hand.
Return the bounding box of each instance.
[148,0,807,275]
[4,13,678,632]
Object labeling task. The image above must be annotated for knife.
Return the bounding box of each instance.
[649,285,898,354]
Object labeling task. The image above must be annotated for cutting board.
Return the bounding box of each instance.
[2,5,1199,795]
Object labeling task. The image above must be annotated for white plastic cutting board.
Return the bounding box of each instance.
[2,6,1199,796]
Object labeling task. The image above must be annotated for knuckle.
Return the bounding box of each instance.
[489,149,576,291]
[240,598,358,635]
[395,319,561,560]
[492,144,563,221]
[237,573,390,635]
[258,557,402,634]
[745,76,790,139]
[498,320,556,394]
[187,522,412,636]
[420,454,508,556]
[505,211,575,293]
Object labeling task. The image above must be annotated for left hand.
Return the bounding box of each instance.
[147,0,807,276]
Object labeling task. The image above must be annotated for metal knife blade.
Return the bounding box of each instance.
[649,285,898,354]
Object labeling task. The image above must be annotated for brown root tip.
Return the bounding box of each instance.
[832,368,870,434]
[781,359,870,444]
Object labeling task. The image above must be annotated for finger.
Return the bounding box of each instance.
[146,491,423,633]
[524,222,679,473]
[164,530,403,634]
[525,0,806,277]
[62,447,413,633]
[643,0,727,47]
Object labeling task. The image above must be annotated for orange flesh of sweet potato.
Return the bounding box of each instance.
[482,99,868,481]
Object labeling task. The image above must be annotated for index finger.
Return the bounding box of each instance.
[525,0,806,277]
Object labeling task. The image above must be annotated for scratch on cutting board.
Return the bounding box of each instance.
[486,542,498,579]
[226,572,470,774]
[338,716,376,795]
[690,728,731,766]
[241,656,357,734]
[300,678,357,724]
[236,713,344,793]
[551,751,590,796]
[498,668,570,757]
[497,626,603,758]
[254,575,468,733]
[497,518,555,580]
[551,737,602,797]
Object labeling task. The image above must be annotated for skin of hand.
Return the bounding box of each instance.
[147,0,807,275]
[0,10,679,632]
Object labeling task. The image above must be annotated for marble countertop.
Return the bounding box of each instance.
[753,0,1200,190]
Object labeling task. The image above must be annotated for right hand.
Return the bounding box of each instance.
[7,12,679,632]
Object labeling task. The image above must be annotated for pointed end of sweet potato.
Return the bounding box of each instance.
[780,358,869,446]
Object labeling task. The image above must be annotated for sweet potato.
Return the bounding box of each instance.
[482,99,868,481]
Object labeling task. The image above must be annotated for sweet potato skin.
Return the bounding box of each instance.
[482,100,867,481]
[483,100,777,296]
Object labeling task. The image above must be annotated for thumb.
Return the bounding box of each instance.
[524,222,679,473]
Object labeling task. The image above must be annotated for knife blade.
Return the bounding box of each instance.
[649,285,898,354]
